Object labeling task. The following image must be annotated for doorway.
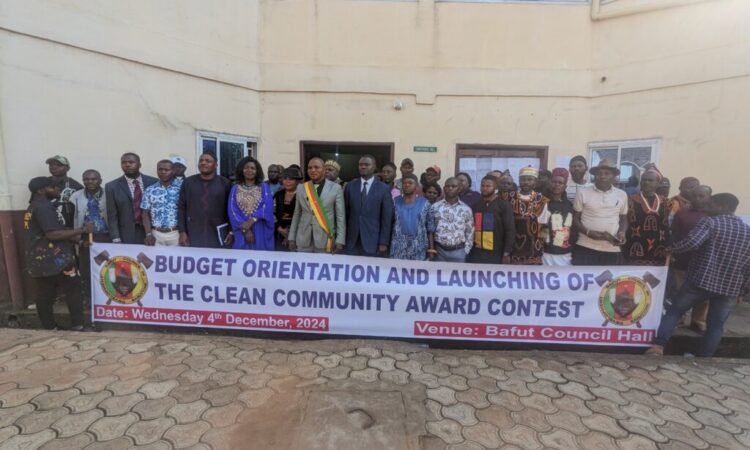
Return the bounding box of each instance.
[456,144,548,189]
[300,141,394,182]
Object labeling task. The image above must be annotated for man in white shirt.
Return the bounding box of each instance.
[572,159,628,265]
[566,155,593,202]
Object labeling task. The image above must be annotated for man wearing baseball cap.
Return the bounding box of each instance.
[25,176,93,331]
[46,155,83,228]
[170,156,188,180]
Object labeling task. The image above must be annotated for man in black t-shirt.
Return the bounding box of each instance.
[468,175,516,264]
[25,177,92,330]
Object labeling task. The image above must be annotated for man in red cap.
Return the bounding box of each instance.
[421,165,441,187]
[543,168,576,266]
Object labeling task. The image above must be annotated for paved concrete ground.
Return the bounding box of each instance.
[1,329,749,450]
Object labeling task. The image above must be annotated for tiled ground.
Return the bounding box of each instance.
[1,329,749,449]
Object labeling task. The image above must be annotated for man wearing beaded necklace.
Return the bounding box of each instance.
[622,167,671,266]
[501,167,549,265]
[572,159,628,266]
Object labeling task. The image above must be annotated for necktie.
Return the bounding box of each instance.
[361,180,368,207]
[133,179,142,224]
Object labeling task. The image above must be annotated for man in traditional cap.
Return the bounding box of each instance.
[566,155,592,202]
[421,165,441,189]
[25,176,93,330]
[46,155,83,229]
[623,166,671,266]
[178,152,233,248]
[572,159,628,265]
[106,153,158,244]
[170,156,188,180]
[324,160,345,187]
[501,166,549,265]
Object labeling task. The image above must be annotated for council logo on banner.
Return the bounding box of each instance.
[596,270,661,328]
[94,250,153,306]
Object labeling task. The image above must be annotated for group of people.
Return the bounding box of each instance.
[23,152,750,357]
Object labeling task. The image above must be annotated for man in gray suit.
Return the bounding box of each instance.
[288,157,346,253]
[106,153,158,244]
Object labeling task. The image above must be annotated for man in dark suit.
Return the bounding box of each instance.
[106,153,158,244]
[344,155,394,257]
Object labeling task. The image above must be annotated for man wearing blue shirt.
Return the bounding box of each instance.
[142,160,183,246]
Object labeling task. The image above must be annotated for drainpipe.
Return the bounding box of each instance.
[591,0,715,21]
[0,111,24,309]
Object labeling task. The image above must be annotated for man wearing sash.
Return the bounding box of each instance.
[288,157,346,253]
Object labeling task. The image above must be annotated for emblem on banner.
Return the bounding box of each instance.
[596,270,660,328]
[94,250,153,306]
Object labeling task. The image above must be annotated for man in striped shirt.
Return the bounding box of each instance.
[647,193,750,357]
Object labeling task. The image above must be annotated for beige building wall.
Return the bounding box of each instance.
[590,0,750,210]
[0,0,262,211]
[0,0,748,213]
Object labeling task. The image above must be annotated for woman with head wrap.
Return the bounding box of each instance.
[623,165,671,265]
[542,168,576,266]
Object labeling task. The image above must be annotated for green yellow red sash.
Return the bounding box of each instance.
[304,181,335,252]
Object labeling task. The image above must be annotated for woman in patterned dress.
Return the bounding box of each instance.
[623,167,671,265]
[228,156,275,250]
[390,174,432,260]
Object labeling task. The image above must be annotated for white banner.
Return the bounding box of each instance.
[90,243,666,347]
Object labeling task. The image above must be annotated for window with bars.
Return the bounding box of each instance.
[589,138,660,189]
